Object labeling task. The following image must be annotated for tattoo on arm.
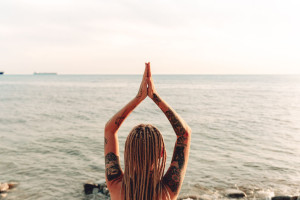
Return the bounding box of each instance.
[153,93,161,103]
[115,109,127,126]
[105,152,122,182]
[165,109,186,136]
[163,145,186,193]
[172,146,185,169]
[177,136,187,147]
[163,166,180,193]
[104,137,108,146]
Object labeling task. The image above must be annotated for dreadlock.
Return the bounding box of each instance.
[122,124,170,200]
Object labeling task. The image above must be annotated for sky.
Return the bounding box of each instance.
[0,0,300,74]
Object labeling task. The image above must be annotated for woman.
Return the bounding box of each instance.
[104,63,191,200]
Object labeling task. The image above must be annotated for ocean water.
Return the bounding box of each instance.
[0,75,300,200]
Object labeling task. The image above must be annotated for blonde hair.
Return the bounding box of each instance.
[122,124,169,200]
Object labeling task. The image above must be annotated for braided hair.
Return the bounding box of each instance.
[122,124,170,200]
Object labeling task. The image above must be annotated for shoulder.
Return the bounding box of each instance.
[107,180,123,200]
[161,183,177,200]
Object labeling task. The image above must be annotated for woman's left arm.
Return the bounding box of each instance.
[104,64,149,187]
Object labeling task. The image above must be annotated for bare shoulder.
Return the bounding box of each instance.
[161,183,177,200]
[108,180,123,200]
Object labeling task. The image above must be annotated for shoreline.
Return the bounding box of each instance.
[83,181,300,200]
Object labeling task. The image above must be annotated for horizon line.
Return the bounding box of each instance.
[1,73,300,76]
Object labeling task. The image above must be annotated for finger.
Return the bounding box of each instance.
[147,62,151,78]
[143,63,148,78]
[143,77,148,85]
[142,78,148,94]
[147,78,151,94]
[148,77,153,90]
[140,77,147,89]
[149,77,154,85]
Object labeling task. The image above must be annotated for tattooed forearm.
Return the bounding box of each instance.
[115,109,127,126]
[165,110,186,136]
[177,136,187,147]
[105,152,122,181]
[163,166,181,193]
[153,93,161,103]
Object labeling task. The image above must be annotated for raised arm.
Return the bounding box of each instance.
[104,65,148,189]
[147,63,191,199]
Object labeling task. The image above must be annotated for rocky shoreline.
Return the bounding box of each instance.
[0,182,18,198]
[83,181,300,200]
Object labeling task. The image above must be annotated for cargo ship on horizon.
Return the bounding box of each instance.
[34,72,57,75]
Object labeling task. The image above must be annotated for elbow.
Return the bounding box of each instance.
[186,125,192,136]
[104,121,117,135]
[104,125,109,133]
[104,121,111,133]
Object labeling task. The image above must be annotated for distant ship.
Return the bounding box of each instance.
[34,72,57,75]
[0,72,4,75]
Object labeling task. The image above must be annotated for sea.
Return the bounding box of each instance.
[0,75,299,200]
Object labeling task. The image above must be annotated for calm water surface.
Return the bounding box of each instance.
[0,75,300,199]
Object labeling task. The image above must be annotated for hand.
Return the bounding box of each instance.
[136,63,149,101]
[147,63,159,101]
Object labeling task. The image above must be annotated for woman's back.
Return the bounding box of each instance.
[109,181,172,200]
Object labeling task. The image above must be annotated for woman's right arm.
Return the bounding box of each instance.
[147,63,192,199]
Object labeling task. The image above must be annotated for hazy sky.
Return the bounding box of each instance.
[1,0,299,74]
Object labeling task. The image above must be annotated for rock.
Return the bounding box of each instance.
[0,193,8,198]
[178,195,201,200]
[0,183,9,193]
[198,194,214,200]
[83,180,111,196]
[272,196,294,200]
[255,190,275,199]
[83,183,100,195]
[99,183,106,193]
[95,179,106,185]
[8,182,18,189]
[225,189,246,198]
[99,184,104,193]
[102,187,110,196]
[178,194,220,200]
